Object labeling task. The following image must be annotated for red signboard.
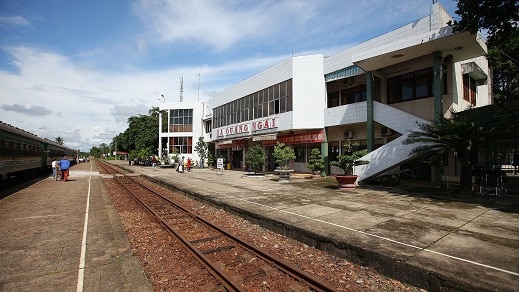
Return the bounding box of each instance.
[216,140,246,149]
[263,130,324,145]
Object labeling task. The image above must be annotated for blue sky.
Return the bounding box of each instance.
[0,0,459,151]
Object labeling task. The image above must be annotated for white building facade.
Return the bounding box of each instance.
[210,54,326,172]
[161,3,491,184]
[158,101,210,165]
[209,2,490,183]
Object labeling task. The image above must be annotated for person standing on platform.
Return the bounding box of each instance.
[177,156,185,173]
[51,157,57,179]
[59,155,71,181]
[151,156,158,171]
[186,157,192,172]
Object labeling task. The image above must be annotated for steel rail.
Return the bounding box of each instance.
[98,161,337,292]
[97,161,242,291]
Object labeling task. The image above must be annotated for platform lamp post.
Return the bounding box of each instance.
[158,94,165,103]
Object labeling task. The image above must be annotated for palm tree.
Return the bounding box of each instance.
[404,102,519,194]
[403,108,493,194]
[55,136,64,145]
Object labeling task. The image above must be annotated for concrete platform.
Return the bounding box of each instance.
[117,160,519,292]
[0,161,152,292]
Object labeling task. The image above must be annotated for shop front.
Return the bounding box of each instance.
[263,130,325,173]
[215,140,246,170]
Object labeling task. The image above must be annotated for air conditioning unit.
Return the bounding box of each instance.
[343,77,354,87]
[381,127,393,136]
[344,131,354,139]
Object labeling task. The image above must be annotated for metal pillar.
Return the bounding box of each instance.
[366,71,374,152]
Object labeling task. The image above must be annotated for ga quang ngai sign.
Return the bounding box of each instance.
[216,117,277,138]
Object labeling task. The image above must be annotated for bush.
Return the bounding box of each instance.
[307,148,325,174]
[245,144,267,173]
[273,142,296,170]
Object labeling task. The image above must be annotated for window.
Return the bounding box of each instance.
[169,109,193,132]
[205,120,212,133]
[212,79,293,127]
[463,74,477,105]
[388,67,435,103]
[294,145,306,162]
[169,136,192,154]
[327,91,340,108]
[161,112,168,133]
[341,85,366,105]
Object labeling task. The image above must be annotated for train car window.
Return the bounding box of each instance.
[14,142,20,157]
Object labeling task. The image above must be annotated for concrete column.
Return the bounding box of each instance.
[433,51,443,186]
[366,71,374,152]
[321,128,329,176]
[158,112,162,159]
[433,51,443,121]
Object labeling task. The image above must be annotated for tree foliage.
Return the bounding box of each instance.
[245,144,267,173]
[403,102,519,193]
[194,136,208,168]
[122,114,158,154]
[450,0,519,102]
[330,139,367,176]
[272,142,296,170]
[55,137,64,145]
[307,148,325,174]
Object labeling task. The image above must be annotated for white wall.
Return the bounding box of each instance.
[292,55,326,129]
[159,101,205,163]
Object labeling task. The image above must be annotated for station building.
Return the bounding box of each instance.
[158,101,211,166]
[160,2,491,184]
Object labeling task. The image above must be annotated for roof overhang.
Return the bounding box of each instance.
[352,29,487,72]
[461,62,488,81]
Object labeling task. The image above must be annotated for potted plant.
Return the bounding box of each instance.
[272,142,296,182]
[245,144,267,174]
[307,147,325,179]
[330,139,368,190]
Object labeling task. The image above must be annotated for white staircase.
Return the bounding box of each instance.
[354,102,430,182]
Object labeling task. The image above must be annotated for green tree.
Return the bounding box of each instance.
[403,116,479,193]
[330,139,368,176]
[307,148,325,175]
[245,144,267,174]
[450,0,519,102]
[124,114,159,154]
[403,102,519,194]
[272,142,296,170]
[99,143,109,158]
[55,137,64,145]
[89,146,101,158]
[194,137,208,168]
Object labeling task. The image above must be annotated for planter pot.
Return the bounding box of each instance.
[274,169,294,183]
[334,175,358,191]
[311,171,322,180]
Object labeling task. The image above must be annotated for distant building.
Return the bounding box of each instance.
[160,2,491,184]
[158,101,211,165]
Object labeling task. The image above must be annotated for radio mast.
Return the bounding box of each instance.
[179,76,184,102]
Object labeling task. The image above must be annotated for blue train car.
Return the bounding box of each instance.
[0,122,77,180]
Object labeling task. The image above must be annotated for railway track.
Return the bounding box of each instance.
[97,161,337,292]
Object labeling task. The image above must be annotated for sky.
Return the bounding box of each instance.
[0,0,459,152]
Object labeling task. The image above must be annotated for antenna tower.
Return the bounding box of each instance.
[180,76,184,102]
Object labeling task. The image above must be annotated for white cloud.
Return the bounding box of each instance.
[132,0,321,51]
[0,0,459,152]
[0,45,295,151]
[0,15,31,27]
